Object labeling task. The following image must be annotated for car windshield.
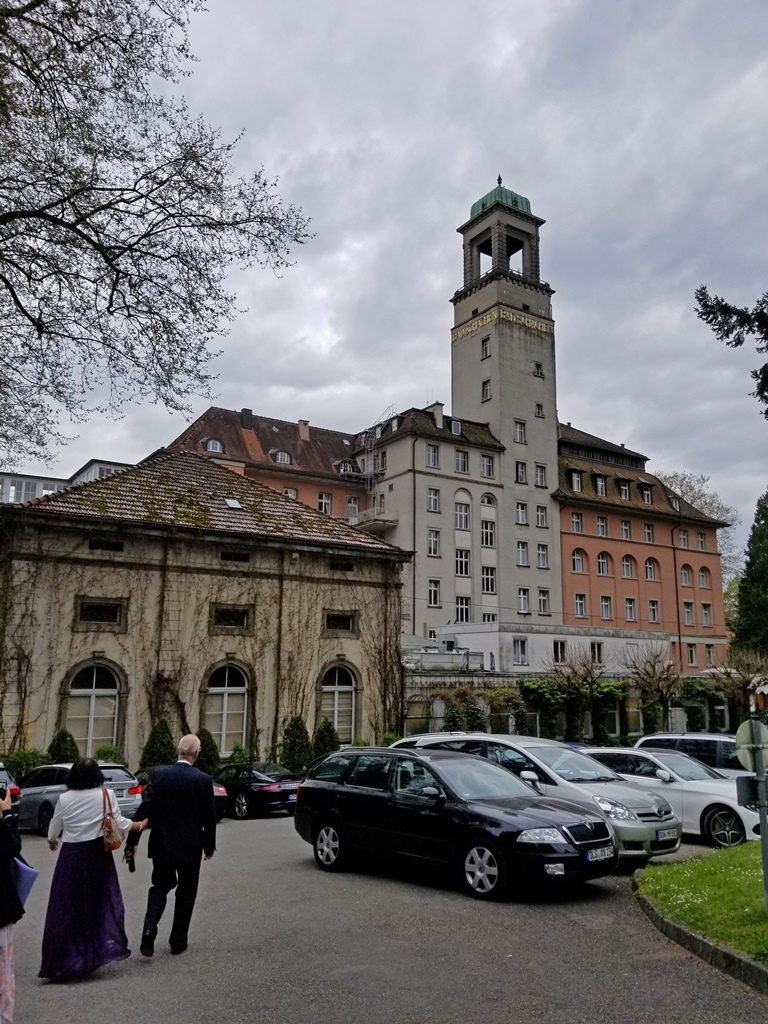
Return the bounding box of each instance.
[530,746,619,783]
[654,752,723,781]
[435,757,537,801]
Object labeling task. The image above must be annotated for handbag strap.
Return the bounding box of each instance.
[102,787,110,818]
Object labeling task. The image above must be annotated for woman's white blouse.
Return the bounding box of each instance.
[48,788,133,843]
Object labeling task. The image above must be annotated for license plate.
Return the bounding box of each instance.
[586,845,614,862]
[114,789,126,798]
[287,794,296,801]
[657,828,678,841]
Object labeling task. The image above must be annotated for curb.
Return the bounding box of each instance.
[632,868,768,997]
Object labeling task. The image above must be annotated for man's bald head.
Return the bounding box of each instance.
[178,734,201,760]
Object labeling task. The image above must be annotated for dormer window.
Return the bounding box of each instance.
[274,450,291,465]
[595,476,606,497]
[670,497,680,511]
[619,481,630,500]
[338,460,356,474]
[204,438,224,454]
[641,485,652,504]
[571,471,582,492]
[451,420,461,435]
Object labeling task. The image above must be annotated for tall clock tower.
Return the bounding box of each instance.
[451,180,563,631]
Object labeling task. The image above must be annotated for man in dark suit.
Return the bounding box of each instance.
[136,734,216,956]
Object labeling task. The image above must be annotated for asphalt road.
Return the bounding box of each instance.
[12,819,767,1024]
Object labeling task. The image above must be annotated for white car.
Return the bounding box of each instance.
[584,746,759,848]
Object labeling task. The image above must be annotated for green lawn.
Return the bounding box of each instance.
[639,843,768,962]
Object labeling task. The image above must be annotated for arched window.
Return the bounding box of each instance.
[572,549,585,573]
[645,557,658,581]
[699,567,710,588]
[621,555,635,578]
[480,494,496,507]
[597,552,610,576]
[275,450,291,465]
[680,564,692,586]
[66,665,119,756]
[320,666,356,744]
[204,438,224,454]
[204,665,248,754]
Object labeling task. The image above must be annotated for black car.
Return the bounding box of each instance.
[213,762,302,819]
[135,767,227,823]
[294,747,619,899]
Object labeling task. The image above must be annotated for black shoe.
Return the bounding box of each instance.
[169,942,188,955]
[140,929,156,957]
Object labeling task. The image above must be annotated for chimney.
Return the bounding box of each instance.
[426,402,444,429]
[240,408,253,430]
[298,419,310,441]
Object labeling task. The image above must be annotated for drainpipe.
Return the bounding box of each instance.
[670,524,683,675]
[411,435,418,634]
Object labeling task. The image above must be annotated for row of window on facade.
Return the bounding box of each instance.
[570,592,713,627]
[571,550,713,586]
[506,638,718,669]
[569,470,684,512]
[63,663,359,757]
[570,511,709,549]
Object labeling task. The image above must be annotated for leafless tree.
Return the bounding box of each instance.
[621,641,680,731]
[708,645,768,727]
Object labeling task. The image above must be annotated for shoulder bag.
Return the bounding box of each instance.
[101,788,126,851]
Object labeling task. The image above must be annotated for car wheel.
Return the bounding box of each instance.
[702,806,746,847]
[313,822,346,871]
[460,838,508,900]
[234,792,251,820]
[38,803,54,838]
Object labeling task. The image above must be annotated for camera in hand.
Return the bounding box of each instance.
[0,786,6,801]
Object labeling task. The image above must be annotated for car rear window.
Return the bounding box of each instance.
[100,767,135,783]
[638,737,676,750]
[720,743,741,770]
[309,754,355,782]
[348,755,392,791]
[677,739,718,767]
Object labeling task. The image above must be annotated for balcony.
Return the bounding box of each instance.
[348,507,398,535]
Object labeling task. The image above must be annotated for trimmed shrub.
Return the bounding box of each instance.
[3,748,47,780]
[93,744,124,764]
[442,705,464,731]
[46,729,80,763]
[464,703,488,733]
[196,728,220,775]
[380,731,400,748]
[229,741,249,764]
[139,719,176,769]
[313,718,340,759]
[281,717,313,773]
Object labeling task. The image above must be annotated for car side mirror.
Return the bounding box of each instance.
[520,770,541,792]
[420,786,444,800]
[655,769,672,783]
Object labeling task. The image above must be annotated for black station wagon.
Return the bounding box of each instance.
[294,747,618,899]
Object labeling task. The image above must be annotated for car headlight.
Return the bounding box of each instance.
[592,795,638,821]
[517,827,564,844]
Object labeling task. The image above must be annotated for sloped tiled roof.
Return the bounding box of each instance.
[10,451,408,555]
[350,407,503,453]
[558,423,647,462]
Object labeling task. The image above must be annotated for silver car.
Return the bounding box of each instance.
[17,762,143,835]
[391,734,682,861]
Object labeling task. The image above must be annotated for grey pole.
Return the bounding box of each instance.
[750,718,768,913]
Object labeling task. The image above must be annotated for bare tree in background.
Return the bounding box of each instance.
[622,641,680,732]
[0,0,312,465]
[709,646,768,727]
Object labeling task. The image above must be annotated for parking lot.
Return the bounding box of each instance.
[13,817,767,1024]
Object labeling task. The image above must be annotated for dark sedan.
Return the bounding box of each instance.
[295,747,618,899]
[213,762,302,819]
[135,767,226,823]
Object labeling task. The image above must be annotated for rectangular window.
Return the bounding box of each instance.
[515,461,527,484]
[595,476,607,497]
[702,603,712,626]
[534,362,544,377]
[455,502,470,530]
[482,566,497,594]
[596,515,608,537]
[619,481,630,500]
[536,505,548,528]
[426,443,439,468]
[428,629,437,640]
[318,492,332,515]
[516,501,528,525]
[514,420,526,443]
[642,486,652,504]
[481,336,490,359]
[683,602,694,626]
[644,523,654,543]
[88,537,125,552]
[455,596,471,623]
[455,549,470,576]
[283,487,298,499]
[376,449,387,471]
[687,643,697,666]
[428,487,440,512]
[625,642,639,663]
[571,471,582,492]
[455,449,468,473]
[538,589,550,614]
[220,549,250,563]
[451,420,461,435]
[679,529,689,548]
[428,579,441,607]
[591,642,604,665]
[535,464,547,487]
[517,541,529,566]
[648,599,660,623]
[537,543,548,568]
[600,596,613,619]
[697,532,706,551]
[76,598,127,631]
[481,379,492,402]
[329,558,355,572]
[705,644,714,667]
[480,454,494,478]
[574,593,587,617]
[482,613,497,623]
[480,520,496,547]
[428,529,441,557]
[571,512,583,533]
[346,496,360,518]
[621,519,631,540]
[535,403,544,418]
[553,640,567,663]
[518,587,529,612]
[210,604,252,634]
[512,638,528,665]
[324,612,358,634]
[625,597,637,621]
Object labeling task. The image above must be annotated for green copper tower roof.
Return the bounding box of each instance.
[470,176,531,218]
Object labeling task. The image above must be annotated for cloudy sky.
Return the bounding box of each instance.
[26,1,768,545]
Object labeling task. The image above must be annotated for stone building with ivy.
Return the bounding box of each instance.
[0,450,409,762]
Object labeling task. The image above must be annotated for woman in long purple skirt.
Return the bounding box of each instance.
[39,758,146,982]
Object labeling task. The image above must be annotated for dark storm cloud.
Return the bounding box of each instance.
[24,1,768,544]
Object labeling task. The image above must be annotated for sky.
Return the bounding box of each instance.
[23,0,768,547]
